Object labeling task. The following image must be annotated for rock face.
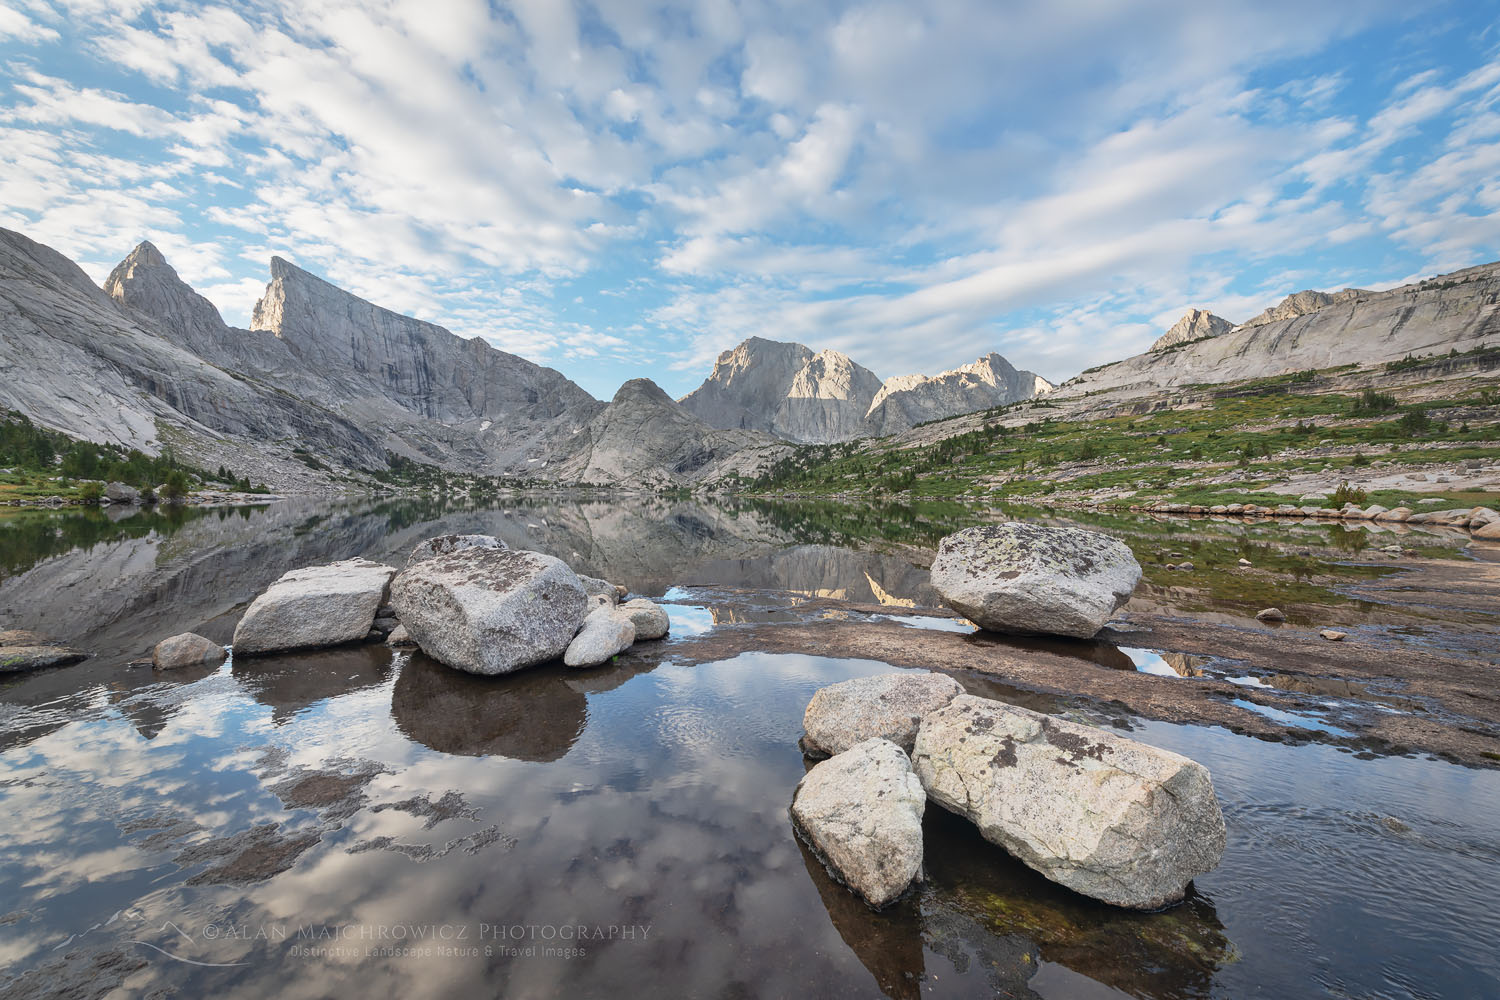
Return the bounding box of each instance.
[233,559,397,655]
[929,524,1142,638]
[153,632,227,670]
[790,738,927,908]
[680,337,1050,443]
[406,534,507,568]
[863,353,1054,437]
[1149,309,1235,351]
[551,378,778,486]
[802,671,964,756]
[617,598,670,640]
[389,548,588,675]
[562,606,636,668]
[913,696,1226,909]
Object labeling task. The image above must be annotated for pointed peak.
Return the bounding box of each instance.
[127,240,166,266]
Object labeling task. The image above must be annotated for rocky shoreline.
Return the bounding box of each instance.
[1072,498,1500,537]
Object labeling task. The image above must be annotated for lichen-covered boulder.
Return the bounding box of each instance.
[0,630,88,673]
[153,632,227,670]
[791,738,926,908]
[390,548,588,675]
[802,671,964,757]
[405,534,507,568]
[617,598,670,640]
[233,559,397,655]
[929,524,1141,638]
[912,696,1225,909]
[562,606,636,668]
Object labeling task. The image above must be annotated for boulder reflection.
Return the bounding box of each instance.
[799,805,1235,999]
[391,654,586,761]
[231,645,393,723]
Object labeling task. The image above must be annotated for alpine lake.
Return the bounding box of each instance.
[1,493,1498,1000]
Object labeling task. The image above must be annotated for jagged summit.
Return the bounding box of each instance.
[863,352,1053,436]
[104,239,232,351]
[1240,288,1370,328]
[613,377,674,404]
[1150,309,1235,351]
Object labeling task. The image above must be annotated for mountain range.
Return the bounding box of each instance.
[2,226,1497,489]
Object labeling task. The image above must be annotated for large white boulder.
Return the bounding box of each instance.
[802,671,964,757]
[390,548,588,675]
[912,695,1225,909]
[791,738,926,908]
[233,559,396,655]
[929,523,1141,638]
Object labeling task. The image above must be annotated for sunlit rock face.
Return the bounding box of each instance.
[680,337,1051,443]
[1149,309,1235,351]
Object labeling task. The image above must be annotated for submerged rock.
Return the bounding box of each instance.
[390,548,588,675]
[153,632,226,671]
[912,695,1225,910]
[1319,629,1348,641]
[405,533,507,568]
[929,523,1141,638]
[791,738,926,908]
[802,671,964,757]
[617,598,670,640]
[0,629,88,673]
[563,606,635,668]
[233,559,397,656]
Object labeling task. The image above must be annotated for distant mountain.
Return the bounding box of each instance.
[863,353,1054,436]
[551,378,779,486]
[1057,263,1500,402]
[680,337,1051,443]
[1149,309,1235,351]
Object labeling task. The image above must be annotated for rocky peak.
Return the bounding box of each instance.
[1240,288,1369,328]
[1150,309,1235,351]
[104,240,232,349]
[613,377,673,405]
[863,352,1053,437]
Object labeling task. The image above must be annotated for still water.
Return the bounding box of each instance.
[1,495,1497,999]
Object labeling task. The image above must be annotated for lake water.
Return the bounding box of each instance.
[2,495,1498,999]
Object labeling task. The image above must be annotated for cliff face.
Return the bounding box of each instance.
[0,229,386,474]
[1240,288,1370,328]
[1149,309,1235,351]
[680,337,1051,443]
[1058,263,1500,401]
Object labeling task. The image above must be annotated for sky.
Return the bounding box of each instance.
[1,0,1498,401]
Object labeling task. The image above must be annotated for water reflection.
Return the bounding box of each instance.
[390,653,587,761]
[233,646,394,723]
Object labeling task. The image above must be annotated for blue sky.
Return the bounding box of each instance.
[1,0,1498,400]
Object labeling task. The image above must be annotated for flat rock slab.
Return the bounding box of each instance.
[0,639,88,673]
[233,559,396,656]
[391,548,587,675]
[803,671,964,757]
[930,523,1141,638]
[912,695,1225,910]
[791,738,926,908]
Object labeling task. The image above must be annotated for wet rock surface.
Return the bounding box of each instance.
[151,632,226,670]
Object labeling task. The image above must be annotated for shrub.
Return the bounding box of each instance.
[77,480,103,502]
[162,469,189,502]
[1351,389,1398,415]
[1399,408,1432,434]
[1350,451,1369,467]
[1330,480,1368,506]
